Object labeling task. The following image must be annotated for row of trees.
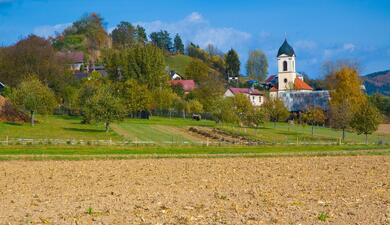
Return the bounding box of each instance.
[50,13,271,83]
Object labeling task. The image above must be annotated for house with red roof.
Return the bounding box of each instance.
[224,87,264,106]
[57,51,84,71]
[169,80,196,94]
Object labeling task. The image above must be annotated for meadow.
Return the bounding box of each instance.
[1,115,390,160]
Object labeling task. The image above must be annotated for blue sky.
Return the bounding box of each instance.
[0,0,389,77]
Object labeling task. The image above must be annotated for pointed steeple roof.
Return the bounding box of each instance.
[277,39,295,57]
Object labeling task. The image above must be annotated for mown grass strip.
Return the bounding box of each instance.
[0,144,389,156]
[0,149,389,161]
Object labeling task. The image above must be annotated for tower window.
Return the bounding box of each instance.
[284,78,288,83]
[283,61,288,71]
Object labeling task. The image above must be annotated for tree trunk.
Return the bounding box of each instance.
[365,133,368,145]
[273,121,276,128]
[311,125,314,136]
[342,128,345,142]
[30,111,35,127]
[105,122,109,133]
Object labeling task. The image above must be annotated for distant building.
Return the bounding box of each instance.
[224,87,264,107]
[265,39,330,112]
[169,71,183,80]
[0,82,5,93]
[57,51,84,71]
[169,80,196,94]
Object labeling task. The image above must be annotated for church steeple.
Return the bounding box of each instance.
[277,39,297,91]
[277,39,295,57]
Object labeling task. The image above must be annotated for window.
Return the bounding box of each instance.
[283,61,288,71]
[284,78,288,83]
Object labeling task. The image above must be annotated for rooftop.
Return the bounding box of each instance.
[277,39,295,57]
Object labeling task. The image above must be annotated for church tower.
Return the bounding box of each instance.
[277,39,297,91]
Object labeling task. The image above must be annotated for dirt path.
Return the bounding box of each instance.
[0,156,389,224]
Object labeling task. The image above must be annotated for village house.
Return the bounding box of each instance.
[169,70,184,80]
[169,80,196,94]
[57,51,85,71]
[224,87,264,106]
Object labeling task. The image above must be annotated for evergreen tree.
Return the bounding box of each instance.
[173,34,184,54]
[149,30,172,52]
[225,49,240,79]
[136,25,147,44]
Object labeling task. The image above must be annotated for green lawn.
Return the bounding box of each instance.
[217,122,390,145]
[0,115,120,141]
[165,54,192,76]
[1,115,389,146]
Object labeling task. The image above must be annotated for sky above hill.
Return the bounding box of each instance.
[0,0,389,77]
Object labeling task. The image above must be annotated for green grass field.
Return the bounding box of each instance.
[217,122,390,144]
[1,115,390,160]
[165,54,192,76]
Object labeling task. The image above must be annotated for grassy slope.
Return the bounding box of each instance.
[165,54,192,77]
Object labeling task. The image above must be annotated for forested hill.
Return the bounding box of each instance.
[362,70,390,96]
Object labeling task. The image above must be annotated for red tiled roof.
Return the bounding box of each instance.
[169,80,196,92]
[57,51,84,63]
[294,77,313,91]
[229,87,262,95]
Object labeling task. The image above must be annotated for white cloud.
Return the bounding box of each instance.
[33,23,71,38]
[186,12,204,23]
[343,43,355,52]
[323,43,357,59]
[135,12,251,53]
[294,40,317,50]
[259,31,271,40]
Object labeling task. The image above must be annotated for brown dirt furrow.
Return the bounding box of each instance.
[0,156,389,224]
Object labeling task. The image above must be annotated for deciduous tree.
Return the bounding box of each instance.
[111,21,136,49]
[262,98,289,128]
[11,75,57,126]
[328,66,366,141]
[302,107,326,136]
[351,101,382,144]
[246,50,268,81]
[184,59,209,84]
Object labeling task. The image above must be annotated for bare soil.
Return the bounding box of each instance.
[0,156,389,225]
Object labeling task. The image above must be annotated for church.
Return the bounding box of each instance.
[265,39,330,112]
